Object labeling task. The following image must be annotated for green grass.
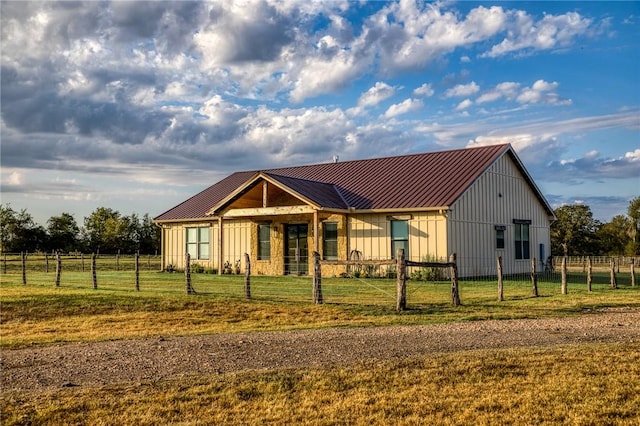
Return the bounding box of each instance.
[1,271,638,348]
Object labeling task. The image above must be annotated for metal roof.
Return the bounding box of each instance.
[154,144,550,221]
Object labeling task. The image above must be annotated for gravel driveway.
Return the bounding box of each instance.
[2,308,639,392]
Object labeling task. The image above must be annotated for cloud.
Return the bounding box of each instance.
[413,83,434,97]
[549,149,640,181]
[367,3,507,72]
[483,11,593,58]
[455,99,473,111]
[476,82,521,103]
[358,82,396,108]
[444,82,480,98]
[384,98,423,118]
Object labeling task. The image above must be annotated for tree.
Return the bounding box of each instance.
[138,213,161,254]
[83,207,121,253]
[627,196,640,255]
[0,204,47,252]
[597,215,630,256]
[551,204,600,256]
[47,213,80,253]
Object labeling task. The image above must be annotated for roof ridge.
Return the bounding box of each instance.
[260,143,511,174]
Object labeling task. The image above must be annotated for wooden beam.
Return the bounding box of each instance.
[314,210,319,254]
[263,181,268,208]
[223,205,316,218]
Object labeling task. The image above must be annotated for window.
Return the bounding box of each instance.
[513,220,531,260]
[391,220,409,258]
[323,222,338,260]
[186,227,209,260]
[258,224,271,260]
[495,225,506,249]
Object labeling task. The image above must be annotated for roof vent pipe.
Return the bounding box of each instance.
[333,155,339,163]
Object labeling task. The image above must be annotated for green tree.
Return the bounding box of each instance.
[596,215,630,256]
[138,213,161,254]
[627,196,640,255]
[0,204,47,252]
[551,204,600,256]
[47,213,80,252]
[83,207,121,253]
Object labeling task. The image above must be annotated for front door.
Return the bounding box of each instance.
[284,224,308,275]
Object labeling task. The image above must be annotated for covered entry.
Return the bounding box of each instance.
[285,224,308,275]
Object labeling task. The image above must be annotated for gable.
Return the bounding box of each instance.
[449,152,554,224]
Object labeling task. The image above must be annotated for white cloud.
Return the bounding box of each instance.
[444,82,480,98]
[476,82,520,103]
[413,83,434,97]
[371,3,507,72]
[455,99,473,111]
[624,149,640,161]
[516,79,571,105]
[384,98,423,118]
[483,10,593,57]
[358,82,395,108]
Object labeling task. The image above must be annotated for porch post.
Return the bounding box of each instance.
[313,210,320,254]
[218,216,224,275]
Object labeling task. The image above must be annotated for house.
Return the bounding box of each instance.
[153,144,555,277]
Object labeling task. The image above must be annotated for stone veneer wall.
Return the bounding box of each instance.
[250,212,348,276]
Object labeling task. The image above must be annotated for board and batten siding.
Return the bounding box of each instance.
[347,212,447,262]
[161,222,217,270]
[447,153,552,276]
[161,219,251,271]
[221,219,252,270]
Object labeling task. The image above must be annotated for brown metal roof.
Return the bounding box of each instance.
[263,173,348,210]
[155,144,548,221]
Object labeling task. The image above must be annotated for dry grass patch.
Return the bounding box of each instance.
[2,343,638,425]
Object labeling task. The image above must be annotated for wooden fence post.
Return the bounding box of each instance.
[561,256,567,295]
[631,258,636,288]
[450,253,461,307]
[21,252,27,285]
[313,251,323,304]
[116,249,120,272]
[185,253,195,295]
[55,252,62,287]
[2,252,6,274]
[81,253,85,272]
[244,253,251,299]
[497,256,504,302]
[586,256,592,292]
[135,252,140,292]
[395,249,407,311]
[91,253,97,290]
[531,257,539,297]
[610,258,617,289]
[45,253,49,273]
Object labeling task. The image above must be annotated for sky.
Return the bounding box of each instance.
[1,0,639,227]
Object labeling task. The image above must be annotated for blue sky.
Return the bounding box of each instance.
[1,0,638,226]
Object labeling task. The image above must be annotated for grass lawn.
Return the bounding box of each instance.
[1,272,639,425]
[1,271,638,348]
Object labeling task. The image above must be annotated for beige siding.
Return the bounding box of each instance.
[448,154,552,275]
[162,222,217,270]
[221,219,251,268]
[349,214,390,260]
[408,212,449,262]
[348,212,447,262]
